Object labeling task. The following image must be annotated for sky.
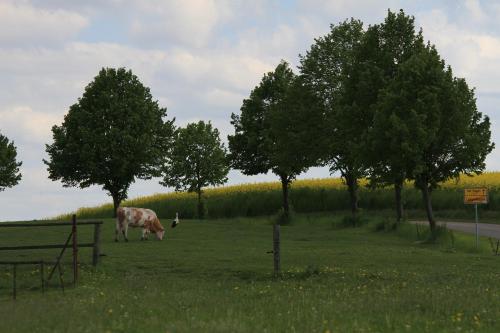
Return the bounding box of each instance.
[1,0,500,221]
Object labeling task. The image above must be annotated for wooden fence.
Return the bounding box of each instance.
[0,215,103,299]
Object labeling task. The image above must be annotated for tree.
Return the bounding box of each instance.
[299,19,371,217]
[365,9,425,222]
[229,61,324,220]
[376,45,494,231]
[45,67,175,216]
[160,121,229,218]
[0,133,22,191]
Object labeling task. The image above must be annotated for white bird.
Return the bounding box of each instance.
[171,212,180,228]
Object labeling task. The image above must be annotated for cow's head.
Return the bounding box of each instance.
[156,229,165,240]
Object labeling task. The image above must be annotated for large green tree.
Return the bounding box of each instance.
[376,45,494,230]
[0,133,22,191]
[299,19,371,217]
[160,121,229,218]
[229,61,324,220]
[365,9,425,222]
[45,67,175,216]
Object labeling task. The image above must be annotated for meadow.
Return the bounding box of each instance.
[1,215,500,332]
[56,172,500,221]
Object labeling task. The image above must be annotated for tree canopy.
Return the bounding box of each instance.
[44,67,175,215]
[0,133,22,192]
[160,120,229,218]
[299,19,370,216]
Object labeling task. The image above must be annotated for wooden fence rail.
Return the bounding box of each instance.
[0,221,103,227]
[0,243,95,251]
[0,215,103,299]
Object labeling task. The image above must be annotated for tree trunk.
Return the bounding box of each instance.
[112,194,121,218]
[345,172,359,217]
[394,180,404,223]
[280,175,290,222]
[421,184,436,231]
[197,189,204,219]
[275,174,290,278]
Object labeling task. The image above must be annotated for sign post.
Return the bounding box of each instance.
[464,188,488,248]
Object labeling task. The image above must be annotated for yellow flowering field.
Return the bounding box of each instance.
[57,172,500,220]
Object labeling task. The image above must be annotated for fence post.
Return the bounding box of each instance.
[72,214,78,286]
[92,223,101,266]
[13,264,17,300]
[273,224,280,277]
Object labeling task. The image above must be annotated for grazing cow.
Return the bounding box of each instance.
[116,207,165,242]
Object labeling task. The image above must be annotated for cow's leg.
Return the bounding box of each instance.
[123,223,129,242]
[115,220,121,242]
[141,228,147,241]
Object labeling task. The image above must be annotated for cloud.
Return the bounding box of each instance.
[296,0,400,26]
[417,9,500,94]
[464,0,487,23]
[0,1,88,47]
[0,106,61,144]
[475,35,500,59]
[129,0,231,48]
[0,40,276,132]
[236,24,298,62]
[202,88,245,108]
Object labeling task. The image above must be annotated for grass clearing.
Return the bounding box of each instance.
[1,215,500,332]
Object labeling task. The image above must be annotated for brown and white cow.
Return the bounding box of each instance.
[115,207,165,242]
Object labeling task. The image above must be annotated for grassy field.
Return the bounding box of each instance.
[1,215,500,332]
[54,172,500,221]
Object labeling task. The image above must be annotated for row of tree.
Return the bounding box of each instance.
[229,9,494,231]
[44,67,228,218]
[1,10,491,230]
[0,69,228,219]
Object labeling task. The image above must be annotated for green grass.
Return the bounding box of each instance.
[1,215,500,332]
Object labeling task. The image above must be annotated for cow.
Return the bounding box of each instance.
[115,207,165,242]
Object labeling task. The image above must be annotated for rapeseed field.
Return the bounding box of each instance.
[58,172,500,220]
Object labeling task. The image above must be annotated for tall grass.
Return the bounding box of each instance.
[56,172,500,220]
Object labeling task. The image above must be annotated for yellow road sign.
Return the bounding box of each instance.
[464,188,488,204]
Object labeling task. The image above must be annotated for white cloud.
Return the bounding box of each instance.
[464,0,487,23]
[164,48,211,82]
[236,24,298,62]
[130,0,231,48]
[0,40,274,124]
[417,9,500,94]
[0,1,88,47]
[296,0,399,26]
[203,88,245,108]
[475,35,500,59]
[0,106,61,144]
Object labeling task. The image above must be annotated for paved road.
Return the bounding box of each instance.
[412,220,500,239]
